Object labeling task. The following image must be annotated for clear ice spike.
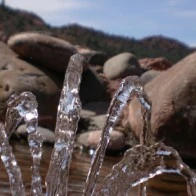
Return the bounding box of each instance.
[0,122,25,196]
[45,54,84,196]
[5,92,43,196]
[5,93,24,137]
[99,142,196,196]
[83,76,152,196]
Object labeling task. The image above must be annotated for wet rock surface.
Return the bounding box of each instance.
[128,52,196,159]
[7,32,77,72]
[103,52,144,79]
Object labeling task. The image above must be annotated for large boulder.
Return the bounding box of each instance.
[7,32,77,72]
[103,52,144,79]
[0,42,61,129]
[128,52,196,159]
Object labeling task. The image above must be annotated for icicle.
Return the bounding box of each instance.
[83,76,151,196]
[0,122,25,196]
[5,92,42,196]
[99,143,196,195]
[45,54,84,196]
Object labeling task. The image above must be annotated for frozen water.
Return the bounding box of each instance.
[99,142,196,196]
[5,92,42,196]
[0,122,25,196]
[45,54,85,196]
[83,76,152,196]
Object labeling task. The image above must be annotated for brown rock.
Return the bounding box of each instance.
[139,57,172,71]
[106,79,121,98]
[16,125,55,144]
[7,32,77,72]
[0,43,61,128]
[77,130,126,151]
[140,70,162,84]
[103,52,144,79]
[76,45,108,66]
[128,52,196,159]
[0,41,16,56]
[79,102,110,131]
[0,31,8,43]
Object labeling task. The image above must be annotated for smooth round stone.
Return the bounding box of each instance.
[76,45,108,66]
[140,70,162,84]
[16,124,55,144]
[7,32,77,72]
[103,52,144,79]
[77,130,126,151]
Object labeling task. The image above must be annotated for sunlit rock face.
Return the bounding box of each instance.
[103,52,144,80]
[7,32,77,72]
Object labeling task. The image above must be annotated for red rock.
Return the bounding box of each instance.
[139,57,172,71]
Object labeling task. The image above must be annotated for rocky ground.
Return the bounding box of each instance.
[1,31,196,159]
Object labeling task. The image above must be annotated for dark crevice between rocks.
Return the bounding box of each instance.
[19,67,25,71]
[40,82,46,87]
[0,63,9,71]
[21,73,44,77]
[4,84,10,91]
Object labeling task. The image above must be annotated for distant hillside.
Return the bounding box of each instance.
[0,5,195,63]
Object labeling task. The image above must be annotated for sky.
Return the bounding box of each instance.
[4,0,196,47]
